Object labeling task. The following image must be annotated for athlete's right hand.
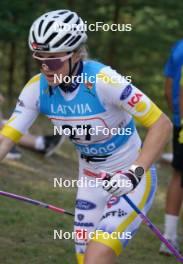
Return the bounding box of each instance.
[101,171,135,197]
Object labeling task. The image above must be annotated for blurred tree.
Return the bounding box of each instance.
[107,0,122,67]
[7,42,16,100]
[24,46,32,84]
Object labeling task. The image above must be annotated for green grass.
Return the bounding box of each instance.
[0,121,182,264]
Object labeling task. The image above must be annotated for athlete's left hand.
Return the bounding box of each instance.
[102,169,142,197]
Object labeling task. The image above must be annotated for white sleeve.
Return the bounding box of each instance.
[0,74,40,142]
[96,66,162,127]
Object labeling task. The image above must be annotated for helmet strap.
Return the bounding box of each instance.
[68,57,79,79]
[59,56,80,89]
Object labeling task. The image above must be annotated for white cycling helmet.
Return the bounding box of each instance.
[29,9,87,53]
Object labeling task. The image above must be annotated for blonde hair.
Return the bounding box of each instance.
[75,44,89,60]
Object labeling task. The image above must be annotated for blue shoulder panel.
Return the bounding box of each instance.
[39,60,107,117]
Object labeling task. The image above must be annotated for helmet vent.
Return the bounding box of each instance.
[64,36,75,45]
[63,14,74,23]
[75,18,80,25]
[38,20,44,36]
[52,33,71,48]
[45,32,58,44]
[32,31,37,42]
[43,21,55,36]
[68,35,81,47]
[58,11,68,15]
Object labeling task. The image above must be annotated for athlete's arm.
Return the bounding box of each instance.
[165,77,173,111]
[0,74,40,161]
[97,67,172,171]
[134,114,172,170]
[0,135,14,160]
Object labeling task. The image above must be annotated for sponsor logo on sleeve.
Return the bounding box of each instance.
[76,199,96,210]
[127,93,143,107]
[126,92,151,116]
[120,85,132,100]
[134,101,147,113]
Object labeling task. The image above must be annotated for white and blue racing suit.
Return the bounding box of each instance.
[0,60,162,263]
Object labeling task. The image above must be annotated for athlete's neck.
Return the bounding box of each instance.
[59,60,83,93]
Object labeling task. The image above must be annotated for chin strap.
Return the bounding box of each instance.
[61,52,79,87]
[68,57,79,78]
[49,55,81,95]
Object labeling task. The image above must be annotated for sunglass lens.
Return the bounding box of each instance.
[35,59,64,71]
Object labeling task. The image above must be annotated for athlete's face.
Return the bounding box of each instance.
[32,51,80,85]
